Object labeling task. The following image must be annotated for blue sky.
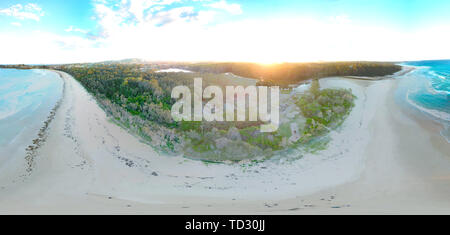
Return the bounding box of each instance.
[1,0,450,63]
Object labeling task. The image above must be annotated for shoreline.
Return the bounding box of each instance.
[0,69,64,181]
[398,65,450,143]
[0,68,449,214]
[24,71,66,174]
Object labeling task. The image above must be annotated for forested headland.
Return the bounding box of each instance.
[184,62,401,87]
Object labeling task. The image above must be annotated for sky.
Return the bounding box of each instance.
[1,0,450,64]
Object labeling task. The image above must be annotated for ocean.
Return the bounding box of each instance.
[397,60,450,142]
[0,69,63,164]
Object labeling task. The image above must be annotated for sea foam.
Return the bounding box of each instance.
[400,61,450,143]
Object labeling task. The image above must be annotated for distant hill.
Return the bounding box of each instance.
[97,58,148,65]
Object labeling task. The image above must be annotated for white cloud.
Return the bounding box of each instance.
[11,22,22,27]
[65,26,88,34]
[91,0,216,39]
[147,6,197,25]
[0,3,44,21]
[0,31,103,64]
[207,0,242,15]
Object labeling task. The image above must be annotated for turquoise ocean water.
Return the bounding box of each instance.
[397,60,450,142]
[0,69,63,162]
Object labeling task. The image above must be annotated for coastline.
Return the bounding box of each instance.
[24,71,66,174]
[278,72,450,214]
[0,68,449,214]
[398,65,450,143]
[0,69,64,182]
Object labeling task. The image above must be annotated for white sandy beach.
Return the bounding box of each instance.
[0,68,449,214]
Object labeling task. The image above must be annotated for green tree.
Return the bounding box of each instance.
[310,79,320,97]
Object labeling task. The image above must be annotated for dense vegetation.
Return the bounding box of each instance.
[180,79,355,161]
[295,80,355,138]
[57,64,178,127]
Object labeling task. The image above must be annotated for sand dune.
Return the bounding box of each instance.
[0,69,449,214]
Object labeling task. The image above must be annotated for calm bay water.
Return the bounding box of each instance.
[0,69,63,162]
